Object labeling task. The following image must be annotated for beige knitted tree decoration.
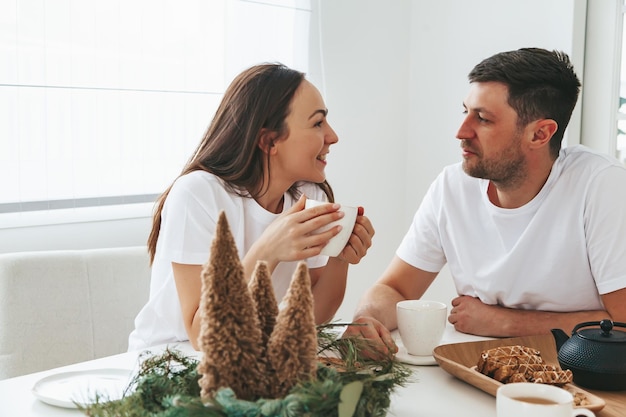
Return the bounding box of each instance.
[266,261,318,398]
[197,210,318,401]
[248,260,279,352]
[197,211,268,401]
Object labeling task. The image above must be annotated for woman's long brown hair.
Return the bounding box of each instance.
[147,63,333,264]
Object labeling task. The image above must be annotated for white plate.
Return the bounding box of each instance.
[394,344,438,366]
[32,368,132,408]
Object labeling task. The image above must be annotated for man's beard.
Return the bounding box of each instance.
[461,138,527,189]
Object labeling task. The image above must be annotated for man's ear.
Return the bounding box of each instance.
[258,128,278,155]
[531,119,558,148]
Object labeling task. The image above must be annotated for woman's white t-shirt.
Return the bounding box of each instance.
[397,145,626,311]
[128,171,328,351]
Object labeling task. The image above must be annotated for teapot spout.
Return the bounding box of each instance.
[550,328,570,351]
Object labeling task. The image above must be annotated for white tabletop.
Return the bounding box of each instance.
[0,324,497,416]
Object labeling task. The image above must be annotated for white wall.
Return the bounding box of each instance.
[317,0,586,321]
[308,0,412,321]
[1,0,586,322]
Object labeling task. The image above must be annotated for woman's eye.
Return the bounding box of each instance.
[314,120,323,128]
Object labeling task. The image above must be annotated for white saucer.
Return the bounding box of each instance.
[32,368,132,408]
[394,344,438,366]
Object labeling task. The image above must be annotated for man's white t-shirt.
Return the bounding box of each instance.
[128,171,328,351]
[397,145,626,311]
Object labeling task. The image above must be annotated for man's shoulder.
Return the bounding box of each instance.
[441,161,465,174]
[426,162,483,200]
[561,145,624,168]
[438,162,478,184]
[559,146,626,181]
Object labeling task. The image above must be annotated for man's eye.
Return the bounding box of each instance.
[477,114,489,122]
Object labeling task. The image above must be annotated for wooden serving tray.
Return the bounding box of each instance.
[432,334,606,411]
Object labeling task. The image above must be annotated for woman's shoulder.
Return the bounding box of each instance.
[170,170,230,196]
[169,171,239,206]
[174,170,221,188]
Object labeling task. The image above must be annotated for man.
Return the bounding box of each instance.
[345,48,626,353]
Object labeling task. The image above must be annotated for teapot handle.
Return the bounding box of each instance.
[572,321,602,335]
[572,319,626,335]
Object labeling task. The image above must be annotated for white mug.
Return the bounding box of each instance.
[304,199,358,257]
[497,382,595,417]
[396,300,447,356]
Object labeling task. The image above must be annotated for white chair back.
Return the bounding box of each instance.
[0,246,151,380]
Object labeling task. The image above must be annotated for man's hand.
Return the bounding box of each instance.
[449,294,618,338]
[342,316,398,359]
[448,295,504,336]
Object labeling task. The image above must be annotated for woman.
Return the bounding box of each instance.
[128,63,375,351]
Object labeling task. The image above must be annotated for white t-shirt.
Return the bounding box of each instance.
[397,145,626,311]
[128,171,328,351]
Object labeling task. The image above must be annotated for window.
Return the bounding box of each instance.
[580,0,624,163]
[618,0,626,164]
[0,0,312,227]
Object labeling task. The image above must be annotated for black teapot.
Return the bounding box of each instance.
[551,319,626,391]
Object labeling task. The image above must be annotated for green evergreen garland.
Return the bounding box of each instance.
[82,325,411,417]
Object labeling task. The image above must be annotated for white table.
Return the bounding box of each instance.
[0,325,497,416]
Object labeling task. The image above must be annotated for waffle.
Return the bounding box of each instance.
[476,345,572,386]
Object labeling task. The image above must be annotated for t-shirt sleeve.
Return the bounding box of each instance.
[158,174,229,265]
[396,176,446,273]
[585,164,626,294]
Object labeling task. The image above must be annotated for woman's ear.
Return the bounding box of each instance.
[258,128,278,155]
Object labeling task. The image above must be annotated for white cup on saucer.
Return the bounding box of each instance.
[396,300,447,357]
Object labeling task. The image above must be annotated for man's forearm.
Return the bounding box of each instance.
[353,283,406,330]
[451,296,612,337]
[497,307,611,337]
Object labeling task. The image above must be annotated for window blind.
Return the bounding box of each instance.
[0,0,311,220]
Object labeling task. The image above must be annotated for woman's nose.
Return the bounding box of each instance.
[326,124,339,144]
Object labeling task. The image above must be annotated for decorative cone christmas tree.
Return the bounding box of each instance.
[266,261,317,397]
[248,261,278,353]
[197,211,269,400]
[197,210,318,400]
